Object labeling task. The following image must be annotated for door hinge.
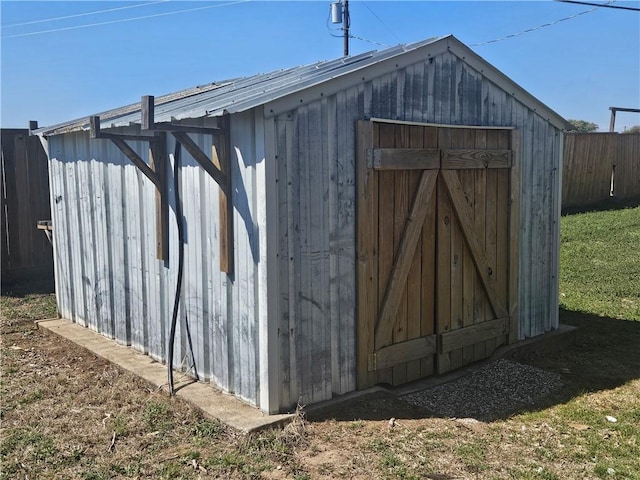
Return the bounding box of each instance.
[366,148,374,168]
[368,353,377,371]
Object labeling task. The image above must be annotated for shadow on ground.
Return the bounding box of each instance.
[561,195,640,216]
[1,277,55,297]
[308,308,640,423]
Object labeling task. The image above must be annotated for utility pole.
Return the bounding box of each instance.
[343,0,349,56]
[331,1,350,56]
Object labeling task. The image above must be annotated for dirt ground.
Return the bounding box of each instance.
[2,282,639,479]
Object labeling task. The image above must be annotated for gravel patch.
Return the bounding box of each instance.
[401,359,564,420]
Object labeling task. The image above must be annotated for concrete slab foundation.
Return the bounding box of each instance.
[37,318,577,430]
[36,318,294,433]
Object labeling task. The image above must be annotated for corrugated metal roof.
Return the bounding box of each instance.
[35,37,444,136]
[35,35,571,135]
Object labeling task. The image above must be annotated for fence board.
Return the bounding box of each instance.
[615,134,640,201]
[1,129,53,284]
[562,133,640,210]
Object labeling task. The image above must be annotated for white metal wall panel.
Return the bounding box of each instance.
[47,112,267,407]
[273,50,562,410]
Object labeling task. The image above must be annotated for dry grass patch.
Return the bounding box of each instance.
[0,296,309,480]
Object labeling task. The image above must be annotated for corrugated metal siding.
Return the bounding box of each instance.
[273,50,561,410]
[48,114,266,406]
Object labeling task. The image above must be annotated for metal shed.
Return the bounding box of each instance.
[35,35,570,414]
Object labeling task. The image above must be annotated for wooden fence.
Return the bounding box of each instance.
[562,133,640,210]
[1,129,53,285]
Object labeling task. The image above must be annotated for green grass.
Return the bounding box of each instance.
[143,400,172,432]
[559,206,640,320]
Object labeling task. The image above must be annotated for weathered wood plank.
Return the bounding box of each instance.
[509,130,521,343]
[447,129,466,370]
[420,126,438,377]
[392,124,409,385]
[211,114,234,274]
[458,128,477,366]
[441,149,511,169]
[484,131,500,355]
[436,174,452,374]
[440,317,508,353]
[307,99,332,402]
[369,335,437,371]
[149,136,168,261]
[356,120,377,389]
[375,122,396,385]
[13,134,32,269]
[370,148,440,170]
[562,133,616,209]
[616,134,640,199]
[496,163,509,346]
[405,125,425,382]
[274,117,290,403]
[436,127,452,374]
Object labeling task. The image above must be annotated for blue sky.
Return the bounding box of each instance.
[1,1,639,131]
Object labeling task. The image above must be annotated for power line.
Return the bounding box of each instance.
[361,1,402,44]
[470,0,613,46]
[349,32,389,48]
[2,1,249,39]
[2,1,170,28]
[555,0,640,11]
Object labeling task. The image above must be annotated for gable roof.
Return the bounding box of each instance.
[35,35,572,136]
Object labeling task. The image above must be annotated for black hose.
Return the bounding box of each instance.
[167,141,184,395]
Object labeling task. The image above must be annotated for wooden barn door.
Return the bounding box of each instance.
[357,120,520,389]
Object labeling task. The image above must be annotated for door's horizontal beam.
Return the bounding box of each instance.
[440,317,508,353]
[369,335,437,371]
[368,148,440,170]
[441,149,511,169]
[368,147,512,170]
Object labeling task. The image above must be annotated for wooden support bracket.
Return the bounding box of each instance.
[141,95,224,135]
[90,115,169,261]
[140,95,234,274]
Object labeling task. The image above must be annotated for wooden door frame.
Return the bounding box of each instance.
[356,119,520,389]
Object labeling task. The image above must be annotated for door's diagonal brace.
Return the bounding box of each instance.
[441,170,508,319]
[140,95,234,274]
[374,170,438,350]
[90,115,168,261]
